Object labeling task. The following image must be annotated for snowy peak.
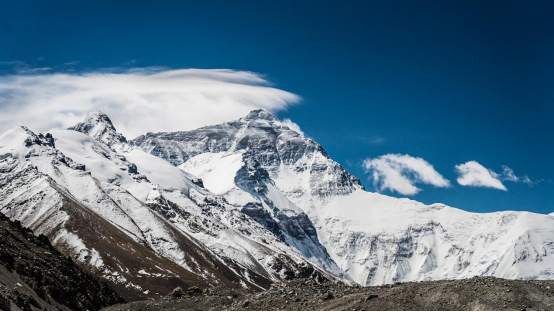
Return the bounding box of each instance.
[130,110,554,287]
[242,109,278,122]
[68,111,127,146]
[131,110,364,203]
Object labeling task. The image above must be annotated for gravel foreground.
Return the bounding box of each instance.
[104,276,554,311]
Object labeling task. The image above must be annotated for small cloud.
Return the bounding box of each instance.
[457,162,540,190]
[500,165,519,182]
[521,175,544,187]
[363,154,450,196]
[281,118,305,136]
[455,161,507,191]
[522,175,534,186]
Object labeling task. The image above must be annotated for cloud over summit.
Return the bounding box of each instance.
[0,68,301,138]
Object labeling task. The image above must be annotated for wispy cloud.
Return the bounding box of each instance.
[0,68,301,138]
[352,135,385,145]
[281,118,305,136]
[522,176,534,186]
[500,165,519,182]
[363,154,450,196]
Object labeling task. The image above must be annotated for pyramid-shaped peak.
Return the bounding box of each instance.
[68,111,126,146]
[243,109,277,121]
[73,111,115,128]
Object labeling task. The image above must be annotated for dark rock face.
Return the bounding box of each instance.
[0,212,124,310]
[24,129,56,148]
[241,202,285,241]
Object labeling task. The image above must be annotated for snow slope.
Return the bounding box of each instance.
[0,128,220,298]
[133,109,554,286]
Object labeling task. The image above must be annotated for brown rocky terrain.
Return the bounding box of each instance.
[0,212,123,310]
[104,277,554,311]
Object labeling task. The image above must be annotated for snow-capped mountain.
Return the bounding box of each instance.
[3,108,554,294]
[133,109,554,286]
[0,113,337,299]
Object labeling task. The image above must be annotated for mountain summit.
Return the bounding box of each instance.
[243,108,279,121]
[132,109,554,286]
[68,111,127,146]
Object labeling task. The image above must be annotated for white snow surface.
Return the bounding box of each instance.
[180,151,245,195]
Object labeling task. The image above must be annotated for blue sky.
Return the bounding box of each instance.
[1,0,553,213]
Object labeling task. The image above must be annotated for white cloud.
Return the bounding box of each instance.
[455,161,507,191]
[500,165,519,182]
[363,154,451,196]
[281,118,305,136]
[0,68,301,138]
[455,162,539,190]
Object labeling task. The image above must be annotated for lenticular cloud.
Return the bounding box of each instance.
[0,68,300,138]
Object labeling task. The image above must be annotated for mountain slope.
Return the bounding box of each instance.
[132,109,554,286]
[0,112,338,300]
[0,127,248,299]
[63,111,340,285]
[0,211,123,310]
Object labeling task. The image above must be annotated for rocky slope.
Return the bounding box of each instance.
[132,109,554,286]
[0,211,123,310]
[103,276,554,311]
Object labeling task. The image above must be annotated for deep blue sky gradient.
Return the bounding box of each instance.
[1,0,553,213]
